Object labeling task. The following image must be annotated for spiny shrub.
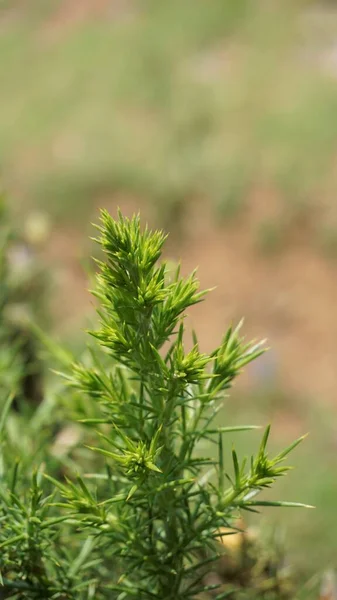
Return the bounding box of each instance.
[0,210,309,599]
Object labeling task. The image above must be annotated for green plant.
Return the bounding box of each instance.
[0,209,310,599]
[55,210,307,598]
[0,207,107,599]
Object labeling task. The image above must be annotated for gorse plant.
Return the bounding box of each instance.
[0,209,309,599]
[0,205,94,599]
[56,210,308,599]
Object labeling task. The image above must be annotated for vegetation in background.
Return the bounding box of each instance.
[0,198,47,409]
[2,1,337,248]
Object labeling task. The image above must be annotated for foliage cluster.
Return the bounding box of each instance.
[0,210,309,599]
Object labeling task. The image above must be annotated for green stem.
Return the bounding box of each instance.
[1,577,43,591]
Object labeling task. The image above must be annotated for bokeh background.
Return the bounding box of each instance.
[1,0,337,585]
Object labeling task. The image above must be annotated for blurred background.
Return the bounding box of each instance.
[1,0,337,589]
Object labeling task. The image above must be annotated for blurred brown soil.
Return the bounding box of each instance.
[45,0,137,37]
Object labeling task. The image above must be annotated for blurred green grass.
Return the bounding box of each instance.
[2,0,337,243]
